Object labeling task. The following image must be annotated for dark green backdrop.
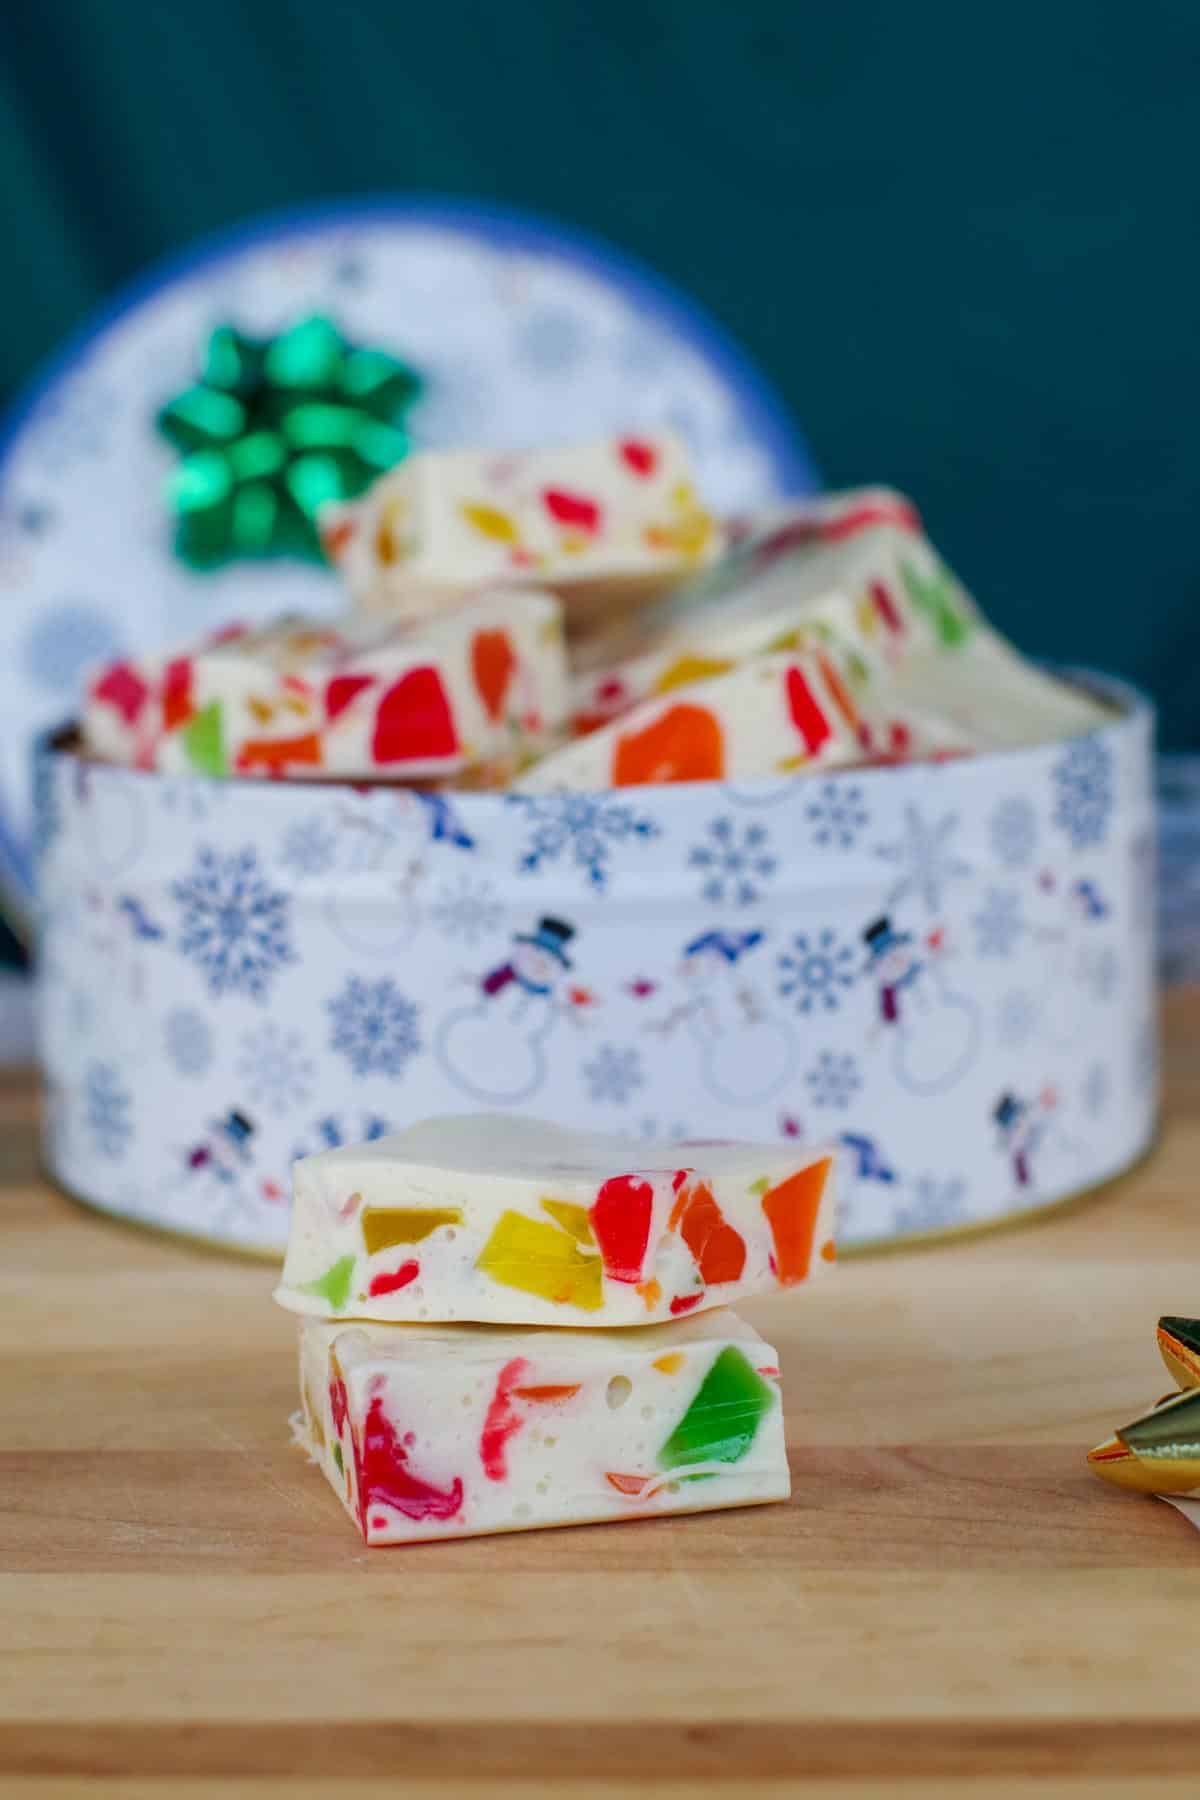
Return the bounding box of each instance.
[2,0,1197,743]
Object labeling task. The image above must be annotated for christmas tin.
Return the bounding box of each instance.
[35,672,1157,1254]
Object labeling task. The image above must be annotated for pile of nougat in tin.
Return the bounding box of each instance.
[82,433,1111,789]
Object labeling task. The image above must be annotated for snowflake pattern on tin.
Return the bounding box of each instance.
[293,1112,392,1164]
[172,846,294,1001]
[163,1007,214,1078]
[777,929,858,1013]
[430,874,503,946]
[235,1022,316,1116]
[688,815,776,907]
[805,780,869,850]
[279,815,338,879]
[83,1061,132,1159]
[582,1043,645,1105]
[972,888,1026,958]
[507,793,660,893]
[876,806,971,914]
[328,976,421,1079]
[891,1175,969,1236]
[1052,736,1115,849]
[996,988,1039,1049]
[988,794,1038,869]
[805,1050,862,1111]
[637,1115,692,1142]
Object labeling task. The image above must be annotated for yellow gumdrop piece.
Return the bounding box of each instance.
[361,1205,463,1253]
[540,1198,595,1244]
[460,501,520,544]
[652,654,734,694]
[477,1210,603,1311]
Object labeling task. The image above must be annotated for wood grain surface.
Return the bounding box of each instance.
[1,990,1198,1798]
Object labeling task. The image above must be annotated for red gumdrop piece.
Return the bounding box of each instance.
[542,487,602,534]
[368,1261,420,1298]
[785,666,833,756]
[670,1293,704,1315]
[326,674,375,721]
[162,657,195,731]
[619,438,658,478]
[355,1393,463,1530]
[371,666,459,764]
[93,663,149,726]
[589,1175,653,1283]
[480,1356,529,1482]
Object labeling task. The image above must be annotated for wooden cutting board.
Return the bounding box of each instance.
[1,991,1198,1798]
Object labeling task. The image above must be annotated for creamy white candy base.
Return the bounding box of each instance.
[276,1113,837,1327]
[83,589,567,780]
[326,432,719,629]
[297,1308,790,1545]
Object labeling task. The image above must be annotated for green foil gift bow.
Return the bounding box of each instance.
[157,316,422,567]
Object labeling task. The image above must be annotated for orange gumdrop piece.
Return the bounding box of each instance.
[761,1157,833,1285]
[670,1180,746,1285]
[612,703,724,786]
[472,629,517,722]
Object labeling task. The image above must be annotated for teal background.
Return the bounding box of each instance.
[2,0,1197,744]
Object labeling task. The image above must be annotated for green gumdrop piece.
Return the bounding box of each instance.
[901,558,973,649]
[302,1254,356,1313]
[657,1345,774,1471]
[182,701,227,777]
[332,1441,344,1475]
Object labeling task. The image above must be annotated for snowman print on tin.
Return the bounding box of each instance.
[435,914,583,1103]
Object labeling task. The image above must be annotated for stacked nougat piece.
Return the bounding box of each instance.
[275,1114,837,1545]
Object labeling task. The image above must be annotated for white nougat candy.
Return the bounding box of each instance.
[298,1308,790,1545]
[324,432,720,630]
[516,647,974,792]
[82,589,567,781]
[571,485,1112,752]
[276,1112,837,1328]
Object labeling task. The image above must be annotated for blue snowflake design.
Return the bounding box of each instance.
[972,888,1026,958]
[892,1175,969,1236]
[328,976,421,1078]
[158,777,226,822]
[164,1007,214,1078]
[24,602,121,695]
[777,929,858,1013]
[1083,1062,1110,1118]
[1052,736,1115,849]
[988,794,1038,869]
[83,1062,132,1159]
[877,806,971,914]
[805,1051,862,1111]
[996,988,1039,1049]
[582,1043,645,1105]
[236,1022,315,1116]
[638,1115,692,1141]
[805,781,869,850]
[293,1112,391,1164]
[279,815,338,878]
[431,874,503,946]
[172,846,294,1001]
[689,815,777,907]
[507,794,660,894]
